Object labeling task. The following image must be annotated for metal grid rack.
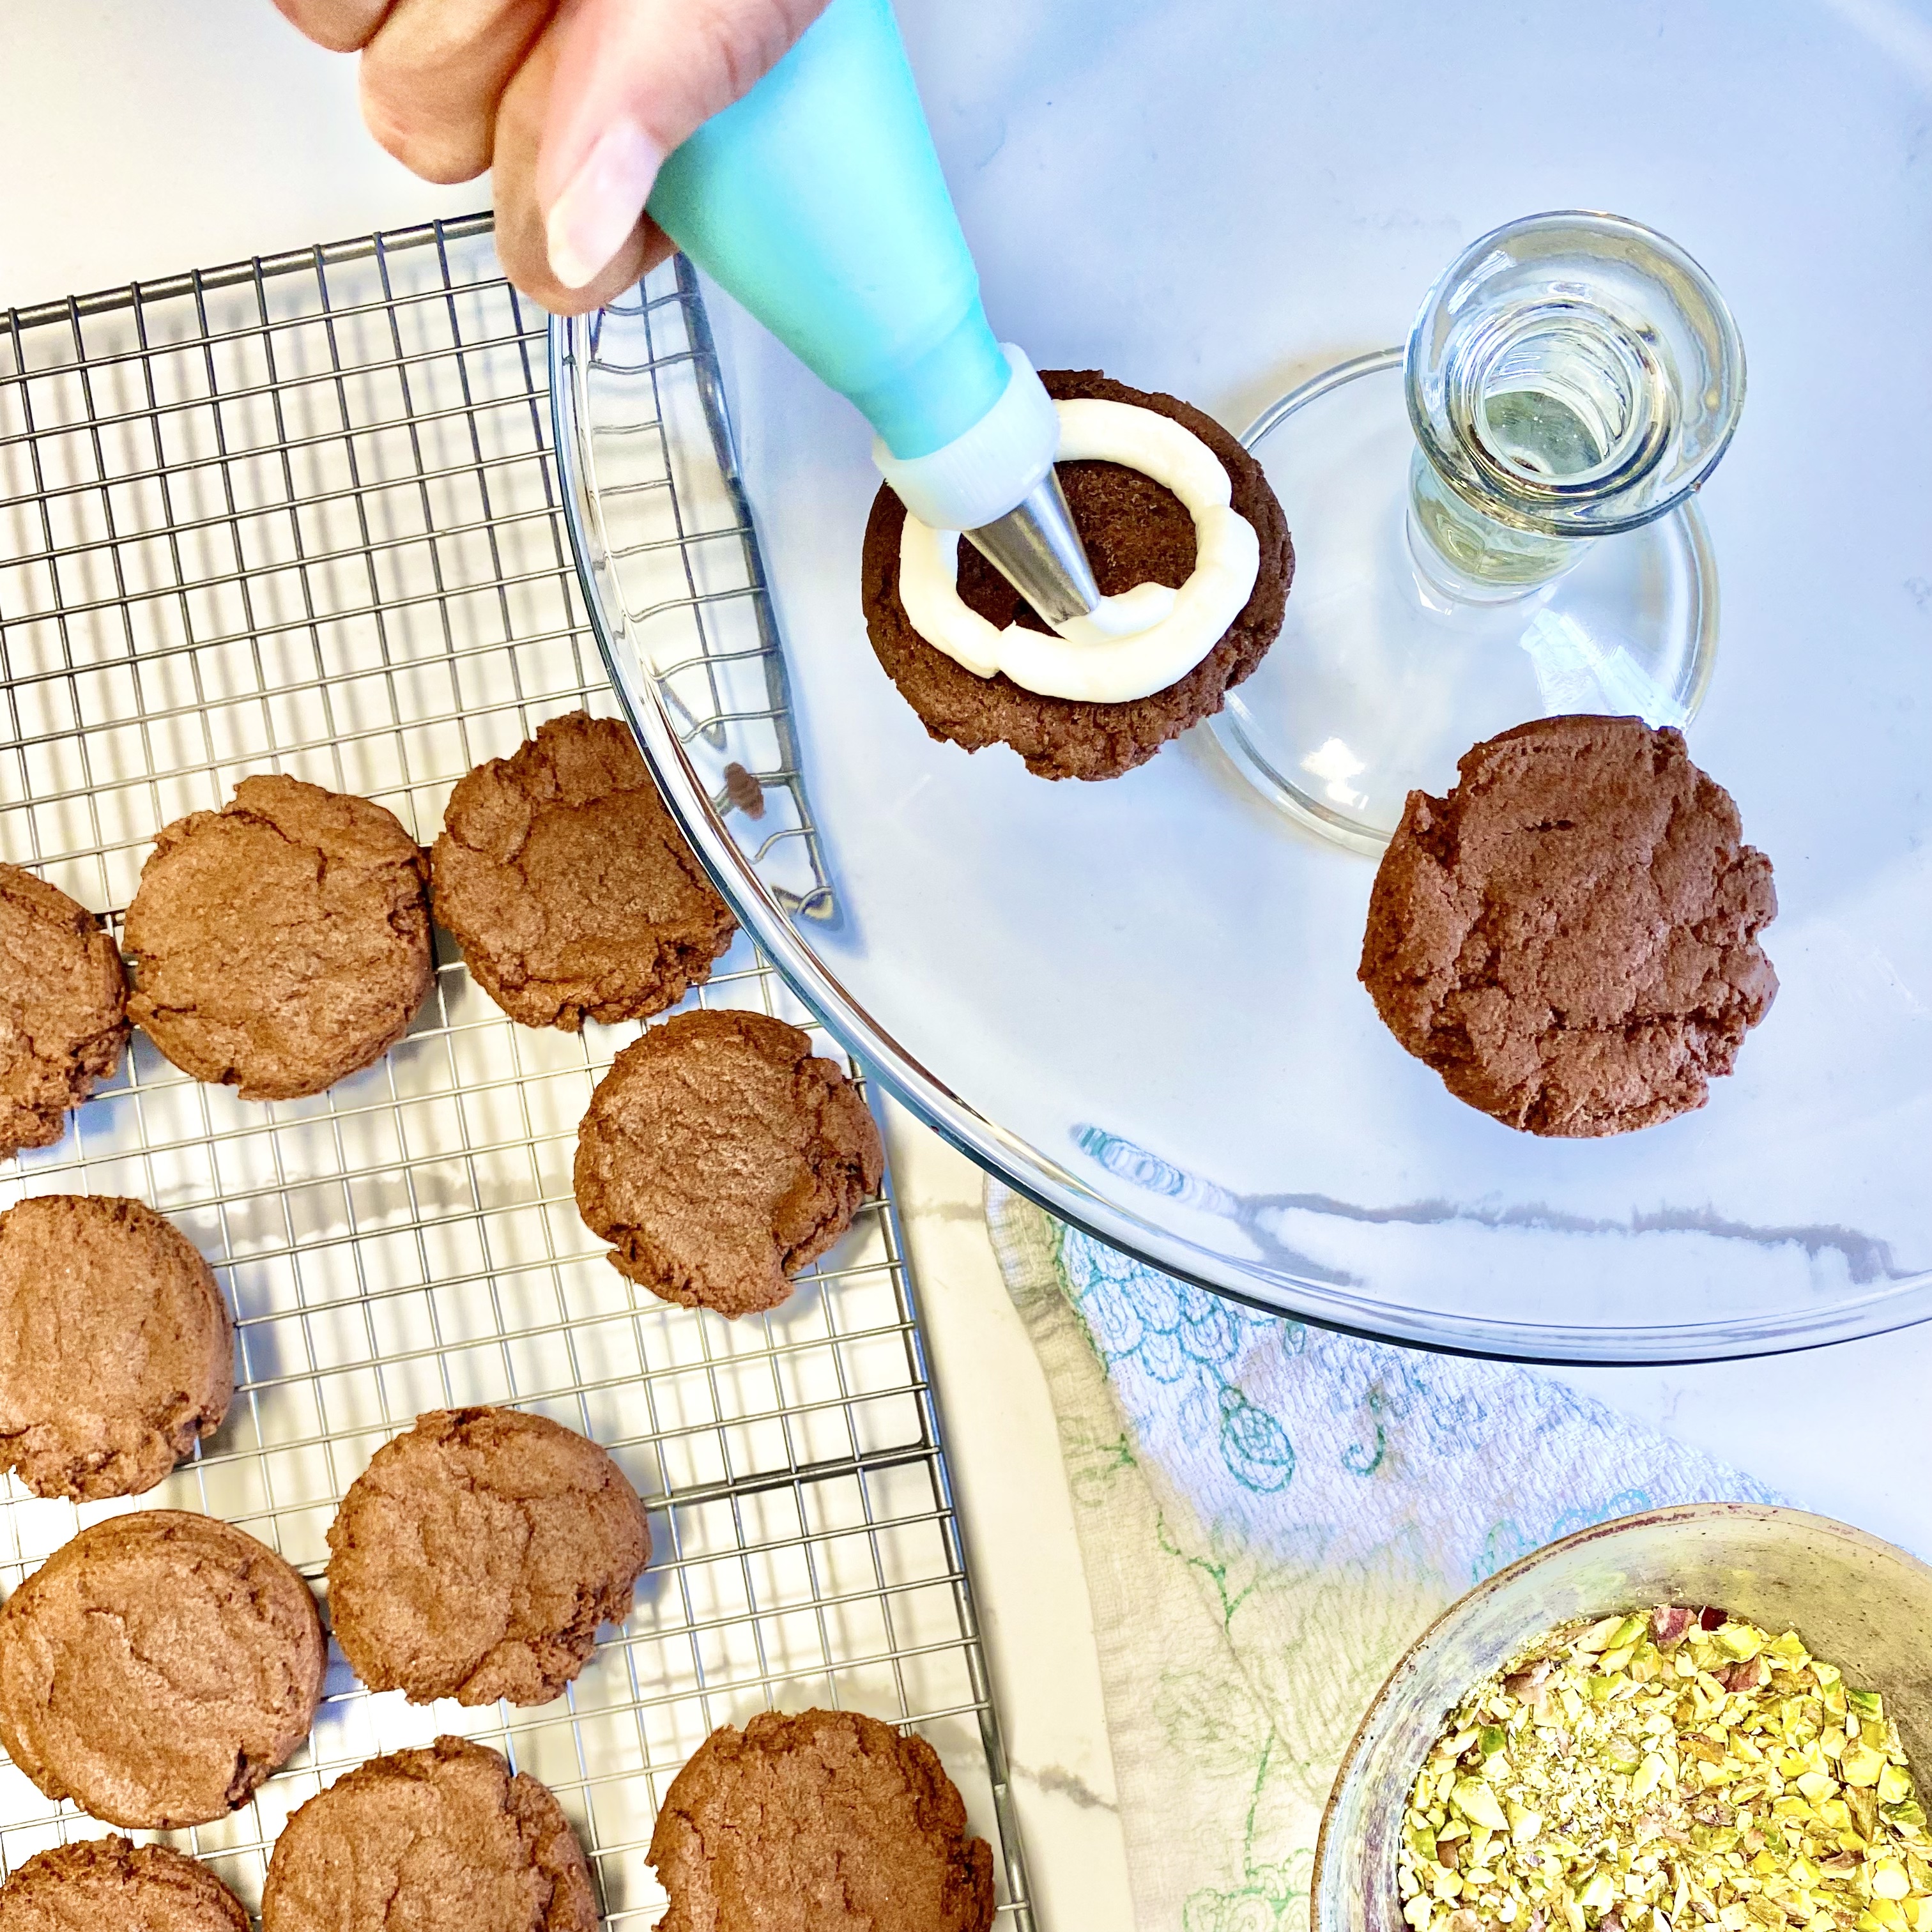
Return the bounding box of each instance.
[0,214,1029,1928]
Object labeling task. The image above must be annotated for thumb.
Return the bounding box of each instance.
[536,0,829,291]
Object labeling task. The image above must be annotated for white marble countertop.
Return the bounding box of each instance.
[7,12,1931,1932]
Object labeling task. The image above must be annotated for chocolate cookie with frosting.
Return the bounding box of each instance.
[860,369,1292,782]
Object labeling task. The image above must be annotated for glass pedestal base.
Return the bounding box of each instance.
[1208,349,1719,854]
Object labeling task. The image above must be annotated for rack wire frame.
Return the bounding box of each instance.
[0,212,1031,1928]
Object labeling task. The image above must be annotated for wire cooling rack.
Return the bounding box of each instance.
[0,213,1030,1928]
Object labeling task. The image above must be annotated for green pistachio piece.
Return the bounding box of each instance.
[1579,1616,1632,1655]
[1874,1865,1912,1902]
[1579,1871,1618,1915]
[1453,1779,1510,1832]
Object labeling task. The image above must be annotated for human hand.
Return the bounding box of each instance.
[275,0,829,313]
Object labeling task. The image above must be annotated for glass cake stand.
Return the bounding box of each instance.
[1210,211,1742,854]
[553,0,1932,1363]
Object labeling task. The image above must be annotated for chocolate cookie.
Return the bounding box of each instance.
[0,864,128,1157]
[123,775,432,1100]
[431,711,737,1031]
[1359,716,1779,1137]
[0,1195,233,1501]
[861,369,1292,782]
[326,1406,650,1706]
[0,1510,325,1827]
[0,1837,249,1932]
[573,1009,884,1317]
[649,1708,995,1932]
[261,1735,595,1932]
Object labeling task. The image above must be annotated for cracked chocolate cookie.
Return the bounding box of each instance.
[1359,715,1779,1137]
[0,1510,325,1827]
[123,774,432,1100]
[261,1735,596,1932]
[326,1406,650,1706]
[573,1009,884,1317]
[861,368,1292,781]
[0,1194,233,1501]
[431,711,736,1031]
[0,1837,250,1932]
[0,863,128,1158]
[649,1708,995,1932]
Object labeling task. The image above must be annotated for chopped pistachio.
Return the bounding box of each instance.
[1580,1873,1619,1915]
[1398,1611,1930,1932]
[1716,1626,1767,1664]
[1510,1800,1545,1844]
[1455,1779,1510,1832]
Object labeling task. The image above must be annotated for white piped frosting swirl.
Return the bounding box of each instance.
[895,398,1261,704]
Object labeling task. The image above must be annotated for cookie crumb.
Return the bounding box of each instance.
[723,762,765,819]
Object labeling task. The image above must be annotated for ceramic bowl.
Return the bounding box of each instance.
[1314,1505,1932,1932]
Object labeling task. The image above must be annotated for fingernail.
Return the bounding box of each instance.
[544,118,663,290]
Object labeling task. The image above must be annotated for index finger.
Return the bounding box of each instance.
[272,0,397,54]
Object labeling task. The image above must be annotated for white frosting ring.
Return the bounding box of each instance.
[895,397,1262,704]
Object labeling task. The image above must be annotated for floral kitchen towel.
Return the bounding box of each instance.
[985,1184,1782,1932]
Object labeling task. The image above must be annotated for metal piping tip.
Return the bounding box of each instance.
[964,469,1100,626]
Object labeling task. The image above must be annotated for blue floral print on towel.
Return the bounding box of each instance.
[1054,1219,1779,1583]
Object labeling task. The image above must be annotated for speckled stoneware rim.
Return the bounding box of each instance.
[1311,1504,1932,1932]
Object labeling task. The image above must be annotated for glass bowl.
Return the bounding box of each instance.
[550,1,1932,1363]
[1314,1505,1932,1932]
